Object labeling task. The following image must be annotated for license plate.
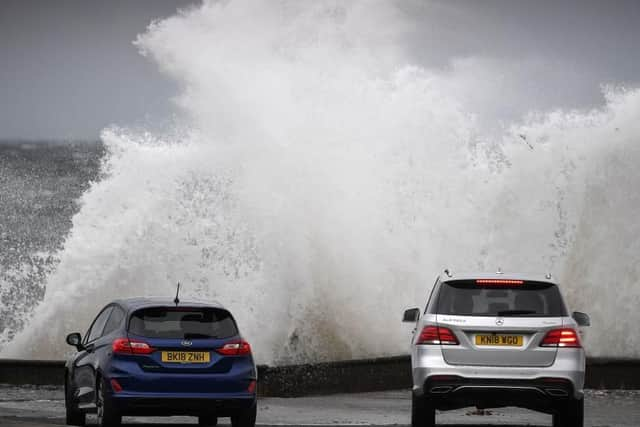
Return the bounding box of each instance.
[161,351,210,363]
[475,334,523,346]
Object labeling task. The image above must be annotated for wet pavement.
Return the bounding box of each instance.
[0,385,638,426]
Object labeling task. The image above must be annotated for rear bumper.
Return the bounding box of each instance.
[104,356,257,416]
[412,346,585,407]
[417,376,574,413]
[112,393,256,416]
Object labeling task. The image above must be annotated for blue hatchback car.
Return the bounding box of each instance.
[64,297,257,427]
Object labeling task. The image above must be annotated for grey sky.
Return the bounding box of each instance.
[0,0,196,141]
[1,0,639,140]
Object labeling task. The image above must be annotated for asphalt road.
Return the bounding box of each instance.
[0,386,638,427]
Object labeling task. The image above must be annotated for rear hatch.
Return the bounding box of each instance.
[120,306,251,393]
[436,279,567,367]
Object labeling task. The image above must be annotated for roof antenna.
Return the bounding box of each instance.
[174,282,181,306]
[496,267,503,274]
[444,268,452,278]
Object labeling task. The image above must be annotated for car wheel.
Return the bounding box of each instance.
[65,377,85,426]
[411,394,435,427]
[198,414,218,426]
[230,402,257,427]
[553,397,584,427]
[96,377,121,427]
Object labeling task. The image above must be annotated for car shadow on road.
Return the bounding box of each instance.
[0,416,550,427]
[114,424,549,427]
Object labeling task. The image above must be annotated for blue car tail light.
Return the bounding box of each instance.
[112,337,156,355]
[216,340,252,356]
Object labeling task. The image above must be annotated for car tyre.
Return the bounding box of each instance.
[411,393,435,427]
[230,402,257,427]
[96,377,121,427]
[65,377,85,426]
[553,397,584,427]
[198,414,218,426]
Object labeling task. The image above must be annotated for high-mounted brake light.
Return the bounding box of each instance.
[112,338,155,355]
[216,340,252,356]
[476,279,524,285]
[417,326,459,345]
[540,328,581,348]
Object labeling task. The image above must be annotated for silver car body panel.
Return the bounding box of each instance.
[437,314,563,367]
[412,343,586,399]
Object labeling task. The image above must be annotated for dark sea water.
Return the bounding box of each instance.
[0,141,105,341]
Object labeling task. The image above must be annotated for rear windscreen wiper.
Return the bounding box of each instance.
[496,310,537,316]
[183,333,216,339]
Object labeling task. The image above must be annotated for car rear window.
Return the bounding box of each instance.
[436,280,567,317]
[128,307,238,339]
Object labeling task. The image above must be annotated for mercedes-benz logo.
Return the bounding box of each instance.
[181,339,193,347]
[495,318,504,326]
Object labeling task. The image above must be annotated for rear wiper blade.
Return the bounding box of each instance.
[183,333,218,339]
[496,310,537,316]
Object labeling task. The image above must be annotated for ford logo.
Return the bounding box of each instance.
[181,340,193,347]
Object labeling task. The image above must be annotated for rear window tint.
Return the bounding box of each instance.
[128,307,238,339]
[437,280,567,317]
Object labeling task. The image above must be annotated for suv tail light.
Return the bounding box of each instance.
[540,328,581,348]
[112,338,155,355]
[216,340,252,356]
[417,326,459,345]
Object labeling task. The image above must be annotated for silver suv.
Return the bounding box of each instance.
[403,271,590,427]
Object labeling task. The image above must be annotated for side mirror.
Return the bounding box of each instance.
[403,308,421,323]
[572,311,590,327]
[66,332,84,351]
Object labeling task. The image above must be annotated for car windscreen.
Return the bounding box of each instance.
[128,307,238,339]
[436,280,567,317]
